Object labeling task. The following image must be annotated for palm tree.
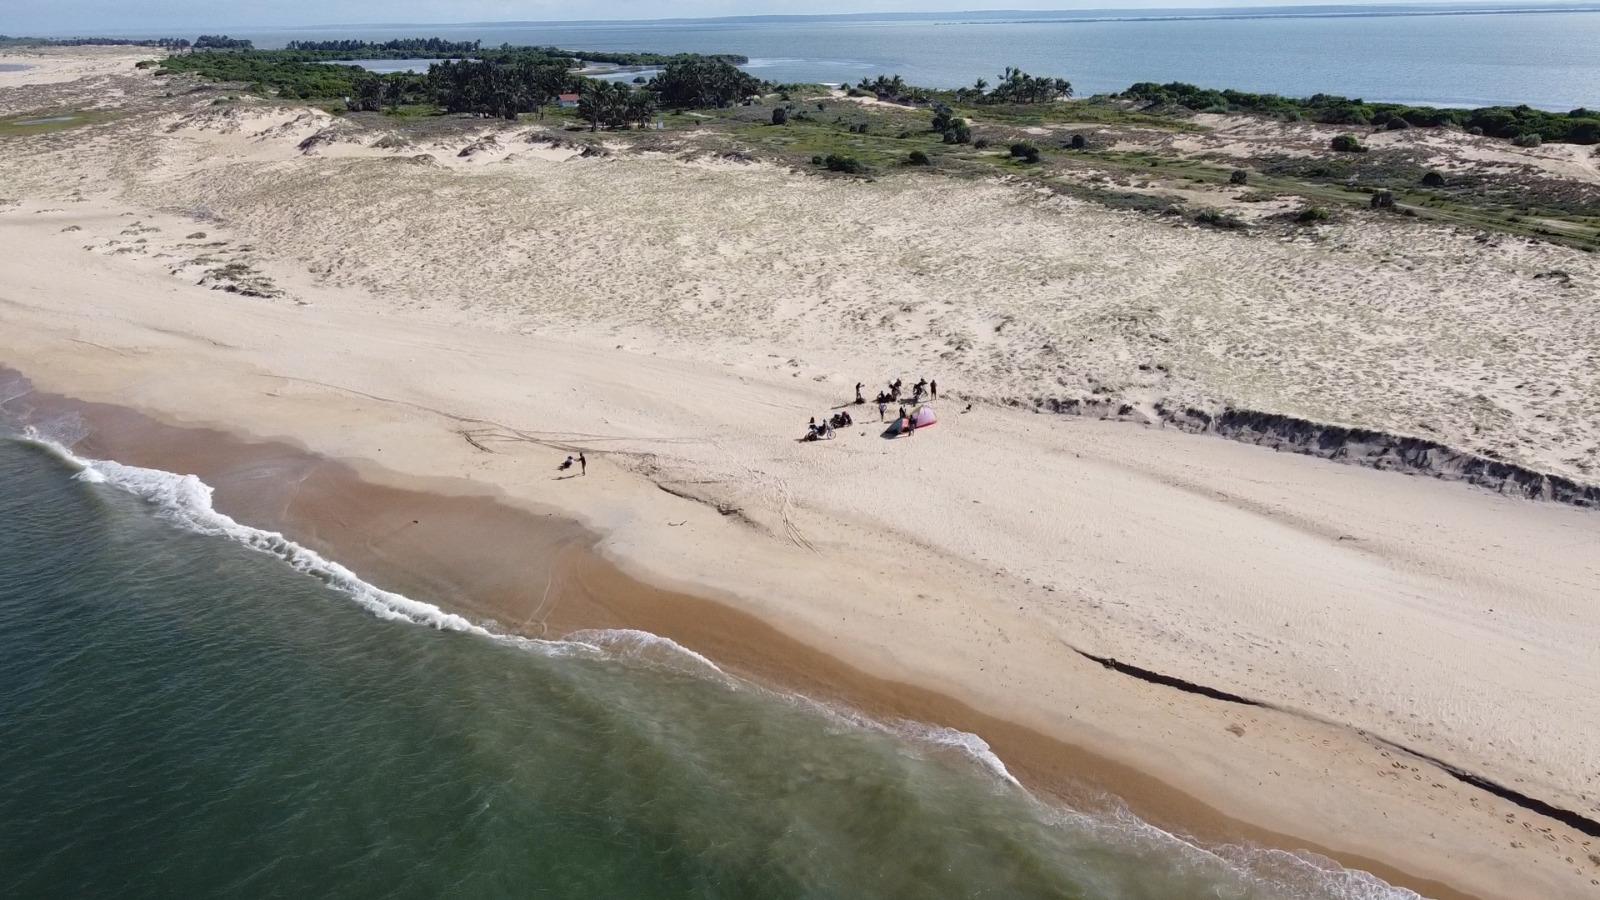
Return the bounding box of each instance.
[626,89,657,129]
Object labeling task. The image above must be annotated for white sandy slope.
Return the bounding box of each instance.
[3,53,1600,898]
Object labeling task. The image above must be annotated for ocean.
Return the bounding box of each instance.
[209,5,1600,110]
[0,425,1419,898]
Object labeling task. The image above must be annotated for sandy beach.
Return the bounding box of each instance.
[4,48,1600,898]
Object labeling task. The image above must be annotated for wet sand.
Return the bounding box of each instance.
[12,380,1470,900]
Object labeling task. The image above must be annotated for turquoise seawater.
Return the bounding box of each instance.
[0,436,1415,899]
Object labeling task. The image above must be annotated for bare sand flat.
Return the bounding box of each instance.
[4,51,1600,898]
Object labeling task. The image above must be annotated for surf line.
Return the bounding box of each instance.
[7,427,1037,789]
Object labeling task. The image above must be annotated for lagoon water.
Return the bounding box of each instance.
[231,5,1600,109]
[0,433,1420,899]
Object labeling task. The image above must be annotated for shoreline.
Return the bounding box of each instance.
[3,378,1469,899]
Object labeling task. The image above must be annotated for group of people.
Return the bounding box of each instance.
[793,374,940,440]
[805,409,855,441]
[855,376,937,422]
[859,379,936,417]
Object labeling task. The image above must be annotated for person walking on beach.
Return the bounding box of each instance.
[578,452,587,476]
[930,379,938,400]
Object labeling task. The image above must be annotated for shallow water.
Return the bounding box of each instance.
[230,6,1600,109]
[0,434,1416,899]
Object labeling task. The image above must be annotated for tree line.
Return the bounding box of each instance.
[284,38,482,56]
[0,35,191,48]
[162,49,766,128]
[194,35,254,50]
[854,68,1073,105]
[1122,81,1600,145]
[425,57,762,124]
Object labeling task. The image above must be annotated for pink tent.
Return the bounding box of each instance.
[891,405,936,435]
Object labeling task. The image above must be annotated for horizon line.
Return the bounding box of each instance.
[18,1,1600,36]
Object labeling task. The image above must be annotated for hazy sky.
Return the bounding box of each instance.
[6,0,1474,34]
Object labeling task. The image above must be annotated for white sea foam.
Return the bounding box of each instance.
[8,428,1418,900]
[564,628,729,678]
[15,429,743,677]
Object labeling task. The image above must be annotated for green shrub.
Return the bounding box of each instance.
[1421,170,1446,187]
[1068,133,1087,150]
[1194,208,1245,229]
[942,118,971,144]
[1229,169,1248,185]
[824,154,866,174]
[771,106,787,125]
[1009,141,1041,162]
[907,149,931,166]
[1329,134,1367,153]
[1295,206,1331,224]
[1512,132,1542,147]
[973,138,989,149]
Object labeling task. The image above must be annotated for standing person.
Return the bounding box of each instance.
[907,410,918,436]
[878,399,887,422]
[578,452,587,476]
[854,382,865,404]
[930,379,938,400]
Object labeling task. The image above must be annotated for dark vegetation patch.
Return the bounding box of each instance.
[1121,81,1600,145]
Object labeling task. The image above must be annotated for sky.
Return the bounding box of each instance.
[3,0,1497,34]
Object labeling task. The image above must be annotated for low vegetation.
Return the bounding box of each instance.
[1121,81,1600,145]
[1329,134,1367,153]
[1,34,190,48]
[143,35,1595,250]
